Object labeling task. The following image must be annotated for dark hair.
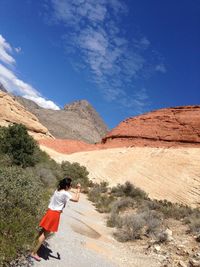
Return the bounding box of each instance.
[57,177,72,191]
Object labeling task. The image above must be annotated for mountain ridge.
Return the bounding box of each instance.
[15,96,108,143]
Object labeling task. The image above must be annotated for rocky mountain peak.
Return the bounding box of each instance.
[16,96,108,143]
[64,99,90,110]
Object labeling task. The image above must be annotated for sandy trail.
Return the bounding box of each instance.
[33,194,162,267]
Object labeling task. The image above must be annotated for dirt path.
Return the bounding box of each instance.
[33,194,163,267]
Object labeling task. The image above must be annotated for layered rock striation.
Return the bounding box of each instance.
[0,91,53,139]
[102,106,200,147]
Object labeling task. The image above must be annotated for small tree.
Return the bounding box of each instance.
[0,124,38,167]
[61,161,90,188]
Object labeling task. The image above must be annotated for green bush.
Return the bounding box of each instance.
[0,166,49,265]
[31,159,64,188]
[146,199,193,220]
[88,182,109,202]
[107,212,122,228]
[94,194,115,213]
[0,124,39,167]
[111,181,148,200]
[0,153,12,167]
[61,161,90,188]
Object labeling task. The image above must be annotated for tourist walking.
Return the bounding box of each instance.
[31,177,81,261]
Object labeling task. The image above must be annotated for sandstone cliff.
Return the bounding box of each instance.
[102,106,200,147]
[16,97,108,143]
[40,146,200,207]
[0,91,53,139]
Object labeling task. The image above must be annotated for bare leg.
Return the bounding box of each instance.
[31,229,50,260]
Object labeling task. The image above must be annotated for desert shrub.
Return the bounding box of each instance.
[154,200,193,220]
[111,197,136,214]
[32,158,63,188]
[88,181,109,201]
[88,179,200,243]
[0,166,48,265]
[185,213,200,234]
[107,212,122,228]
[111,181,148,200]
[114,209,162,242]
[0,126,6,149]
[33,147,51,163]
[142,210,162,235]
[0,124,39,167]
[0,153,12,167]
[94,194,115,213]
[98,181,109,192]
[142,199,161,210]
[88,182,115,212]
[32,164,58,187]
[61,161,90,188]
[88,185,102,202]
[114,212,146,242]
[107,198,135,228]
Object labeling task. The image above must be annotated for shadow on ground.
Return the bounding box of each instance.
[37,242,61,261]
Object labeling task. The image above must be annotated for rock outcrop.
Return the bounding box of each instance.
[0,91,53,139]
[102,106,200,147]
[16,97,108,143]
[0,83,7,93]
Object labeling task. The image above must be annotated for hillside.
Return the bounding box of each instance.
[16,96,108,143]
[40,145,200,207]
[39,105,200,207]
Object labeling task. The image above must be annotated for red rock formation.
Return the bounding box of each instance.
[102,106,200,148]
[39,139,100,154]
[39,105,200,153]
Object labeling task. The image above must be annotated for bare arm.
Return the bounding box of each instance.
[70,184,81,202]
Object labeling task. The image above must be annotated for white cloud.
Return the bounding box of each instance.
[0,34,60,110]
[49,0,165,113]
[0,35,15,65]
[15,47,21,53]
[155,63,167,73]
[23,94,61,110]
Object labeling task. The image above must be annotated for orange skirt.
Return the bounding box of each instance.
[39,209,61,232]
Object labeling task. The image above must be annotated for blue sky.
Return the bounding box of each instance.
[0,0,199,128]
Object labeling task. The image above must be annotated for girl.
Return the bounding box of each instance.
[31,177,81,261]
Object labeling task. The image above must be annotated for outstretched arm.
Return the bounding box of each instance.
[70,184,81,202]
